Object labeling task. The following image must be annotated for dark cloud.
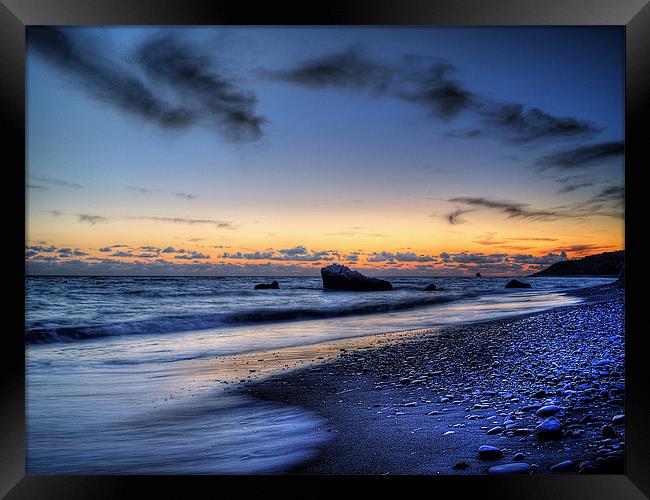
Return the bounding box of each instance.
[397,59,475,119]
[174,252,210,260]
[278,246,308,256]
[28,28,264,142]
[476,103,599,144]
[138,246,160,254]
[547,244,615,256]
[111,251,135,258]
[268,49,473,119]
[127,185,155,194]
[27,245,57,253]
[446,129,483,139]
[536,141,624,169]
[221,247,335,262]
[269,47,598,142]
[445,207,475,225]
[222,251,274,260]
[30,175,83,189]
[557,182,595,194]
[367,251,437,263]
[99,244,128,252]
[174,192,197,200]
[127,216,234,228]
[568,185,624,219]
[78,214,107,225]
[57,247,88,257]
[265,46,393,92]
[161,246,186,254]
[447,197,562,221]
[28,27,197,130]
[136,33,265,141]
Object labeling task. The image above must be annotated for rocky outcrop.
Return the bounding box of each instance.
[531,250,623,277]
[424,284,438,291]
[321,264,392,291]
[255,281,279,290]
[505,279,532,289]
[476,272,482,277]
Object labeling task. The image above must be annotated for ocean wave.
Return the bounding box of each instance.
[26,293,475,344]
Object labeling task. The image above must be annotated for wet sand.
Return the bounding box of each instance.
[242,284,625,474]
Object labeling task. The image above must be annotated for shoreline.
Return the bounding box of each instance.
[243,284,625,474]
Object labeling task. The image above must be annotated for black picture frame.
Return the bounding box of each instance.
[3,0,648,497]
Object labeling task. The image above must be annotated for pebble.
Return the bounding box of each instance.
[488,463,532,474]
[550,460,575,473]
[536,417,563,441]
[535,405,562,417]
[513,452,525,461]
[611,414,624,425]
[601,425,616,438]
[486,426,503,435]
[478,445,504,460]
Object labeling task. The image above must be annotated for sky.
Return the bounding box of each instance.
[25,27,624,276]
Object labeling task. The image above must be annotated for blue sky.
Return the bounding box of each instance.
[26,27,624,276]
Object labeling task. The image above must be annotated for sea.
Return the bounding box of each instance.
[25,275,616,473]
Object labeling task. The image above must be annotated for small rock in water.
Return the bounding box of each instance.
[254,280,279,290]
[535,405,562,417]
[478,445,504,460]
[513,452,525,461]
[536,417,563,441]
[452,461,470,470]
[550,460,575,473]
[488,463,532,474]
[505,279,531,289]
[486,426,503,435]
[611,414,624,425]
[601,425,616,438]
[424,283,438,291]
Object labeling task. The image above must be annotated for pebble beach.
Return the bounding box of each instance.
[247,284,625,474]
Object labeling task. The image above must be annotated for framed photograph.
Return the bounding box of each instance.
[3,0,648,497]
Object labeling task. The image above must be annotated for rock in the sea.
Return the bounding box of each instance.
[320,264,392,291]
[550,460,575,473]
[478,445,504,460]
[601,425,616,438]
[488,463,532,474]
[505,279,532,289]
[476,272,482,277]
[254,280,279,289]
[452,461,470,470]
[536,417,563,440]
[611,414,625,425]
[513,452,525,461]
[535,405,562,417]
[486,426,503,435]
[424,283,438,291]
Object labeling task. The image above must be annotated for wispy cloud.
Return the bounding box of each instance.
[78,214,107,225]
[536,141,624,169]
[174,192,197,200]
[136,33,266,142]
[268,46,599,143]
[447,197,562,221]
[30,175,83,189]
[28,28,265,142]
[128,216,234,228]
